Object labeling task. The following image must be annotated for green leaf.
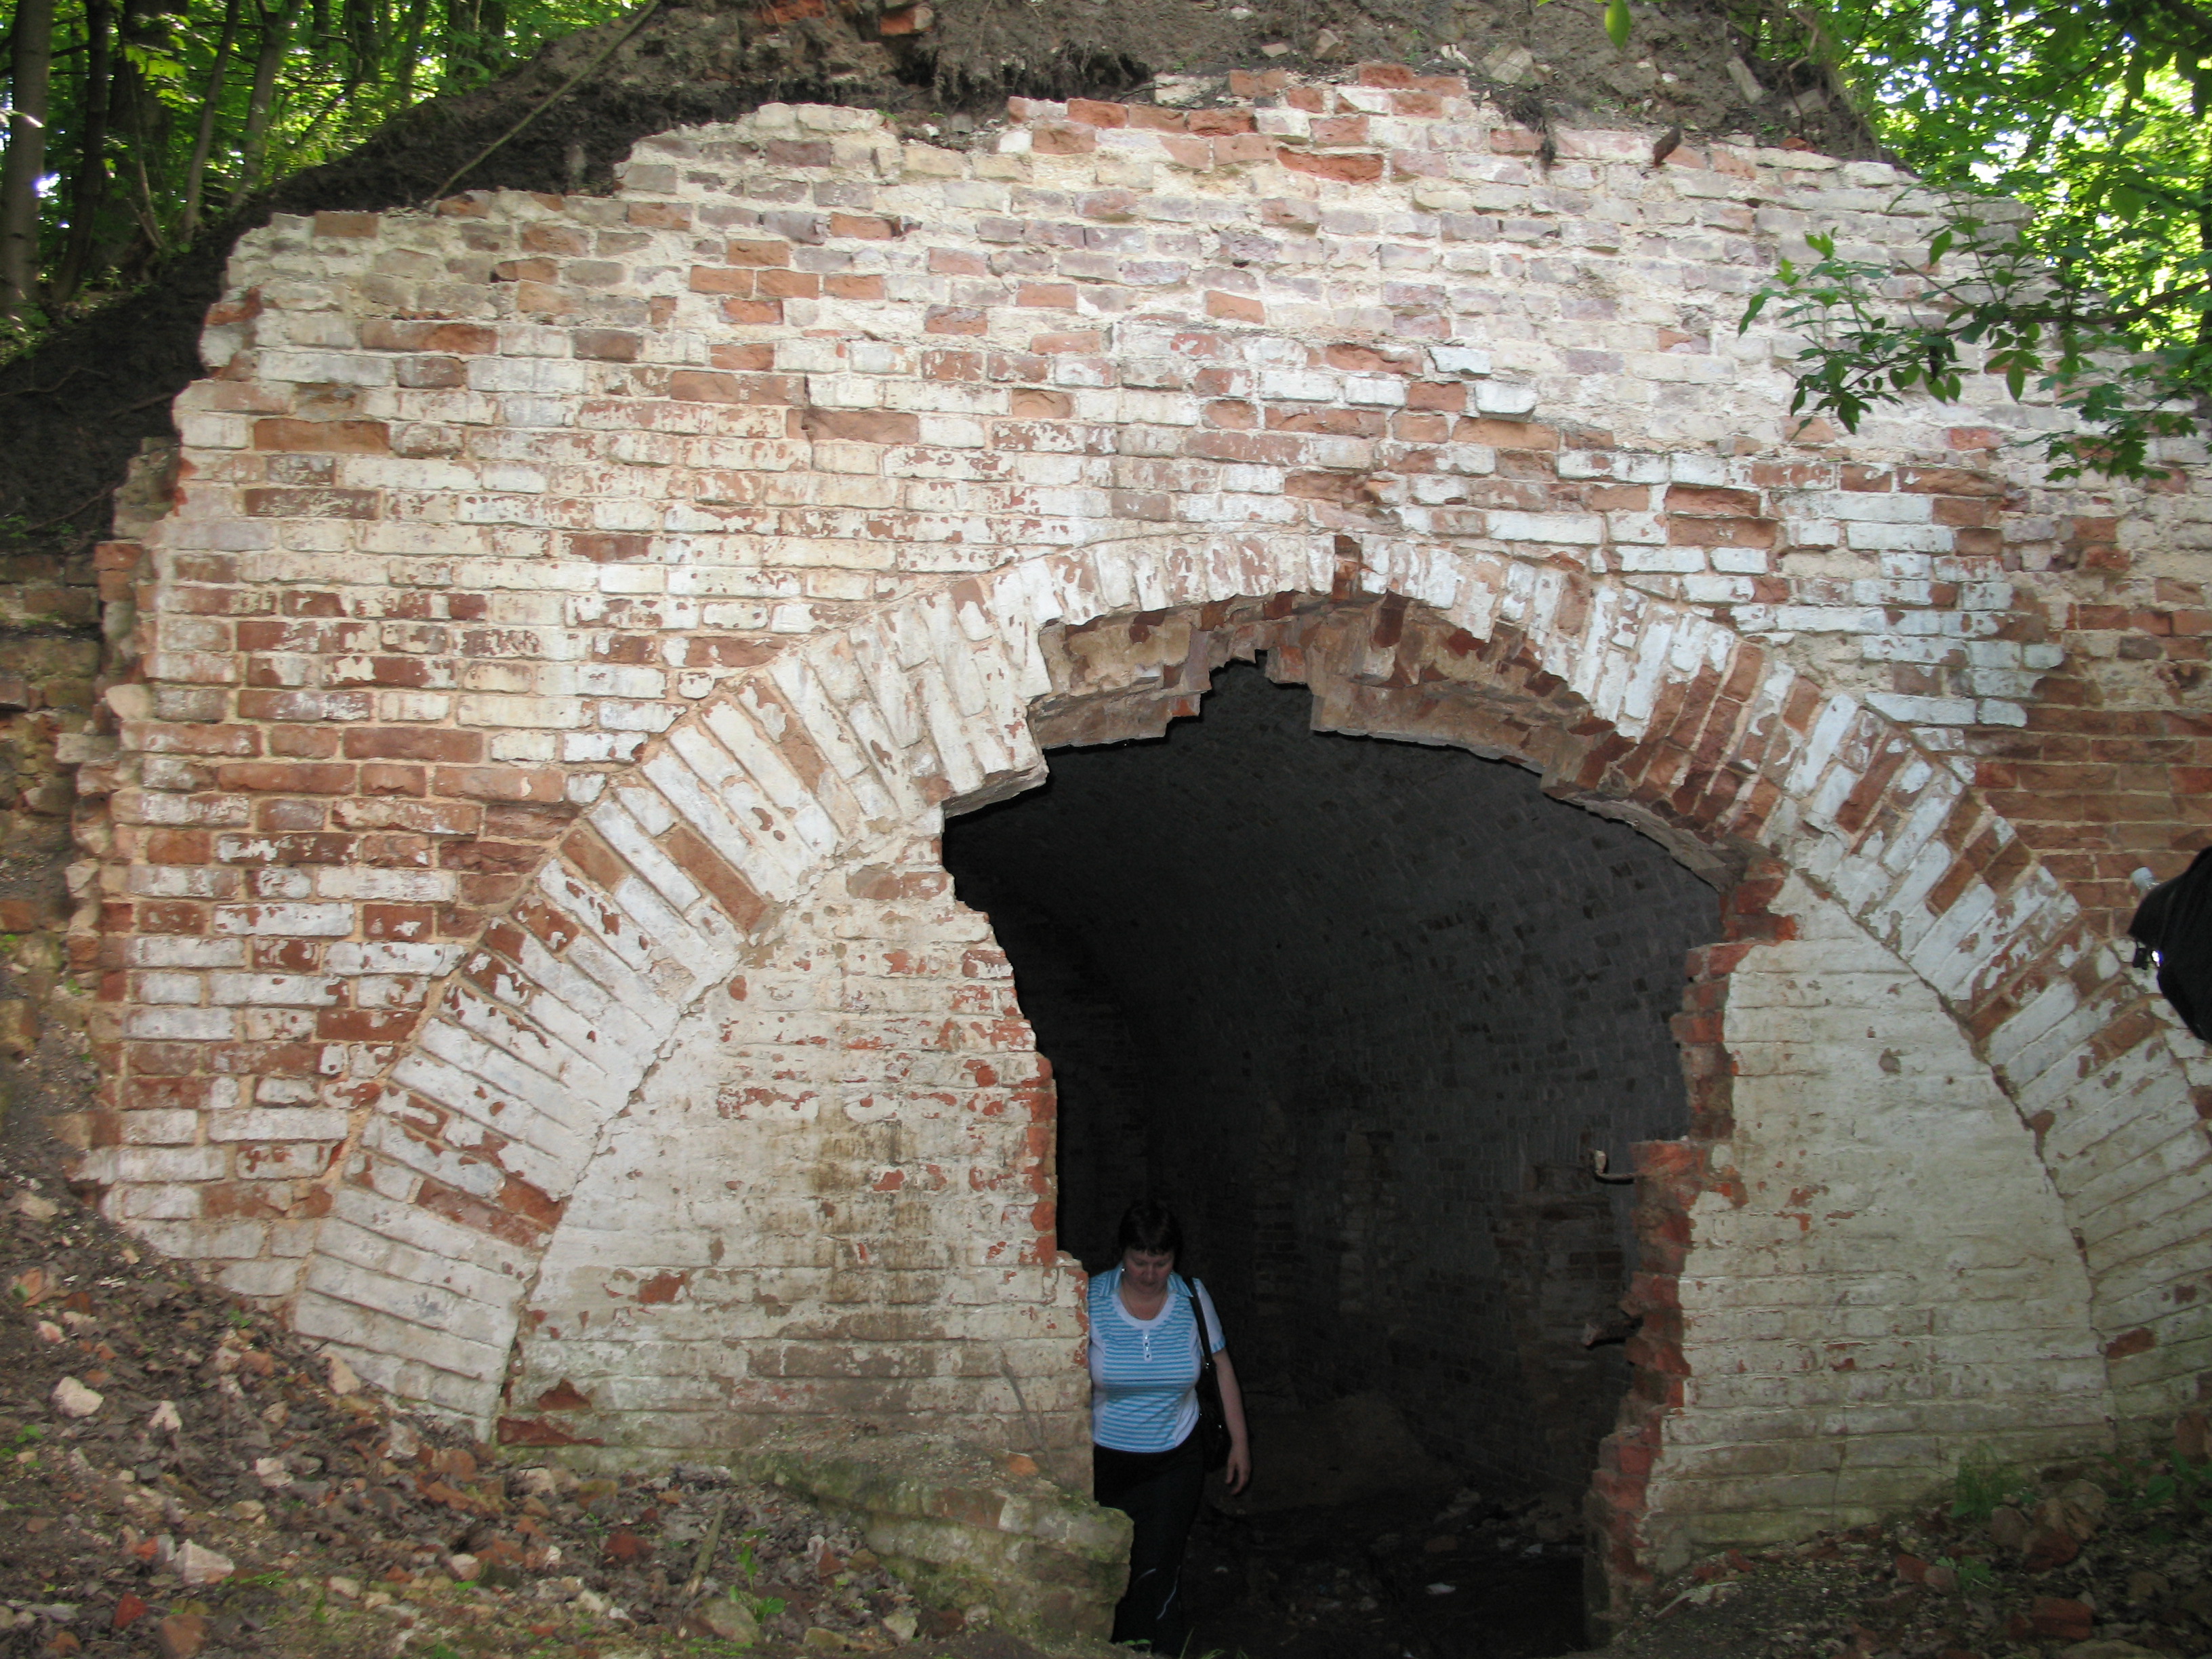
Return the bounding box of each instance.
[1603,0,1631,50]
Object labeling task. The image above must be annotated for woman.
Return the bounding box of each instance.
[1088,1200,1250,1652]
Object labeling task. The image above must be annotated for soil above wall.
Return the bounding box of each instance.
[0,0,1879,563]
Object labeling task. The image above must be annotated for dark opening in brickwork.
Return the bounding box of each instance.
[941,663,1723,1499]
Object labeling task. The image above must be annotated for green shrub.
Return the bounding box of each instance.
[1950,1446,2034,1523]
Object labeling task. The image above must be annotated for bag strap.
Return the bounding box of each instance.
[1189,1281,1216,1373]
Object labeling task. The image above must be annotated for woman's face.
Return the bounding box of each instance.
[1121,1248,1174,1294]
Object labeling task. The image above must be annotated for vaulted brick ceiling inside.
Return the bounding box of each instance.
[941,663,1723,1492]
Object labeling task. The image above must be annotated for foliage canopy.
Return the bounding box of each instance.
[1750,0,2212,477]
[0,0,632,330]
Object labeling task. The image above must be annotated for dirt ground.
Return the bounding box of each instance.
[1593,1472,2212,1659]
[1182,1482,1593,1656]
[0,0,1879,568]
[0,1142,1078,1659]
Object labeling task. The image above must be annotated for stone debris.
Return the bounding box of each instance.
[0,1162,1002,1659]
[1604,1443,2212,1658]
[49,1376,102,1418]
[174,1541,234,1586]
[10,1190,57,1223]
[1181,1482,1595,1655]
[154,1610,207,1658]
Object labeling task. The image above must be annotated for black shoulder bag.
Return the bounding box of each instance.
[2129,848,2212,1042]
[1187,1280,1231,1471]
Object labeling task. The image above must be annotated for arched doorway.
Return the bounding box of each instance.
[941,660,1719,1495]
[941,657,1725,1652]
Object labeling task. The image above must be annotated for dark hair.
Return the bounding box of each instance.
[1115,1199,1183,1260]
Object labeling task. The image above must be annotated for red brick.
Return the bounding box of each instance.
[765,139,833,168]
[661,825,769,930]
[1031,123,1097,156]
[434,766,566,802]
[1665,484,1761,515]
[251,419,390,453]
[361,320,499,354]
[668,370,746,403]
[689,265,756,297]
[216,832,354,865]
[441,840,539,874]
[807,409,922,444]
[725,240,792,266]
[215,762,356,794]
[1668,516,1778,548]
[1227,68,1289,96]
[340,728,485,764]
[565,532,652,561]
[571,329,641,361]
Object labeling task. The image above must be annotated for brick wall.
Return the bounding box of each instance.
[54,69,2212,1605]
[1604,872,2112,1599]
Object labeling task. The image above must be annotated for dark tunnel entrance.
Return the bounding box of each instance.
[940,662,1723,1656]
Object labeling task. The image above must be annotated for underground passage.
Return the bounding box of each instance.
[941,661,1726,1653]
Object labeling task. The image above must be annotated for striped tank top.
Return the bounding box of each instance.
[1087,1267,1225,1454]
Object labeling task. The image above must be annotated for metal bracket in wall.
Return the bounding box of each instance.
[1591,1150,1635,1184]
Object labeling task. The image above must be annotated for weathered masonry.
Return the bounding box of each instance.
[56,66,2212,1618]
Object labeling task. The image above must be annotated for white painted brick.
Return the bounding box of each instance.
[1489,512,1604,545]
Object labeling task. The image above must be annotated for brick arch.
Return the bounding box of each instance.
[282,531,2196,1456]
[52,66,2207,1613]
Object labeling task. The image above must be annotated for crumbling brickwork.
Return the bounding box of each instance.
[1629,872,2112,1581]
[53,66,2212,1607]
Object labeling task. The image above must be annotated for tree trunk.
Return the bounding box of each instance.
[445,0,500,85]
[340,0,379,87]
[0,0,57,316]
[48,0,115,307]
[393,0,431,105]
[113,0,176,258]
[239,0,298,193]
[180,0,243,239]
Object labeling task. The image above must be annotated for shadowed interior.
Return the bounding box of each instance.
[941,663,1723,1497]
